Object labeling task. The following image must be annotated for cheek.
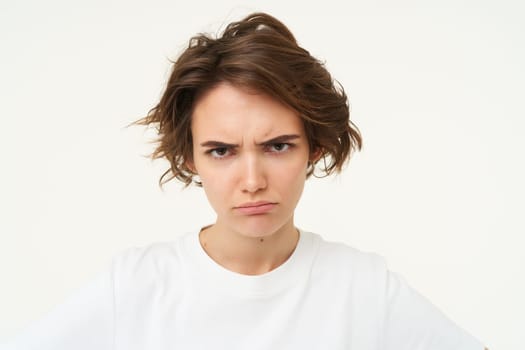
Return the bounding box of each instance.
[200,174,224,197]
[273,159,308,192]
[198,169,233,211]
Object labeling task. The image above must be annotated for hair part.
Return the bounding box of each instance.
[134,12,362,187]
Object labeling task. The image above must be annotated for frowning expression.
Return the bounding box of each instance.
[191,83,311,238]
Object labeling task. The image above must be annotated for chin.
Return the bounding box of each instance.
[232,217,292,239]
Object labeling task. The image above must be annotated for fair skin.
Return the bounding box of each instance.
[190,82,315,276]
[191,85,490,348]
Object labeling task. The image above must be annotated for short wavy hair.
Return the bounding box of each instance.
[135,12,362,187]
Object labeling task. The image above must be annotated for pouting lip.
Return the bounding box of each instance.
[234,201,277,209]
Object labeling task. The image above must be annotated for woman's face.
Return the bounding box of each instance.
[191,83,310,239]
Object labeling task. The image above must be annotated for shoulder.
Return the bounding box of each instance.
[304,231,391,295]
[110,233,193,288]
[114,239,180,268]
[310,232,388,275]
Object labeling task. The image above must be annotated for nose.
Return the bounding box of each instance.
[240,153,267,193]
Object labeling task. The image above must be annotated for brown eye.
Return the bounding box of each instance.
[208,147,231,159]
[269,143,291,152]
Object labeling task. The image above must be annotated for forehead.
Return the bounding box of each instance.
[191,83,305,141]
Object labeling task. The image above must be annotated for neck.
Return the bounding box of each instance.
[199,222,299,275]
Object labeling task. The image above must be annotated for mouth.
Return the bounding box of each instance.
[234,201,277,215]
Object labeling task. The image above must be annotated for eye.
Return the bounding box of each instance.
[268,143,292,153]
[207,147,231,159]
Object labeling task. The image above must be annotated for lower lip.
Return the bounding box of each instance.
[235,203,276,215]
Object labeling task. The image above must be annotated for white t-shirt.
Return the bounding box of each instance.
[3,230,485,349]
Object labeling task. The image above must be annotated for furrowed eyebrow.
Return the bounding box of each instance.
[200,141,238,148]
[199,134,301,148]
[257,134,300,145]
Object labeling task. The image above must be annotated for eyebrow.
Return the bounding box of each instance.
[200,134,301,148]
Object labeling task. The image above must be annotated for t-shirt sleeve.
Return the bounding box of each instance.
[1,265,115,350]
[381,269,485,350]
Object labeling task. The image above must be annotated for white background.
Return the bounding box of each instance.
[1,0,523,348]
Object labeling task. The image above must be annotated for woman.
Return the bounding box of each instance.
[3,12,486,350]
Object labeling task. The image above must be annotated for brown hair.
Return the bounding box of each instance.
[135,12,362,187]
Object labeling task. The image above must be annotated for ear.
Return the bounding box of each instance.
[185,159,197,174]
[310,148,323,163]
